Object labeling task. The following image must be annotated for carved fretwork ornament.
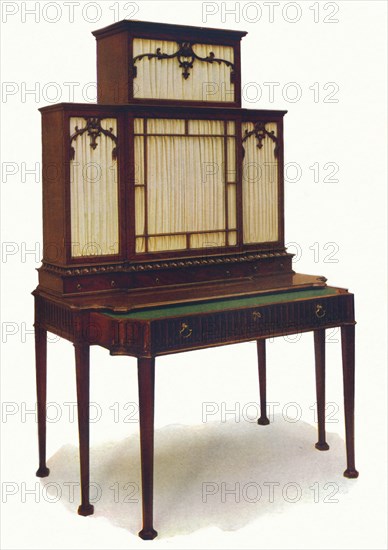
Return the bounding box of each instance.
[70,117,118,161]
[132,41,235,82]
[242,121,279,159]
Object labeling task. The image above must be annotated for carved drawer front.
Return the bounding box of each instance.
[64,273,130,294]
[150,294,353,354]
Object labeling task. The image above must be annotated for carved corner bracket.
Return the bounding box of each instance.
[242,122,279,158]
[70,117,118,161]
[132,41,235,82]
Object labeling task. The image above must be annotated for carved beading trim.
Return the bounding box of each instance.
[133,41,235,82]
[41,251,291,276]
[242,121,279,159]
[70,117,118,161]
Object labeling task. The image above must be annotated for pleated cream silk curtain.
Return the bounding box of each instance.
[70,117,119,257]
[135,119,237,253]
[132,39,234,102]
[242,122,279,244]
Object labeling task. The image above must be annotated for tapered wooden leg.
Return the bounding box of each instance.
[75,343,94,516]
[257,339,270,425]
[35,326,50,477]
[314,329,330,451]
[341,325,359,478]
[138,357,158,540]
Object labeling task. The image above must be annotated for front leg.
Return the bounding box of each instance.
[75,343,94,516]
[257,339,270,425]
[138,357,158,540]
[341,325,359,478]
[35,325,50,477]
[314,329,330,451]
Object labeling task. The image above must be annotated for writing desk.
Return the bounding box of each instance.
[34,18,359,541]
[34,277,358,540]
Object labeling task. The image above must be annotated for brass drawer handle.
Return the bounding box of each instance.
[179,322,192,338]
[76,283,82,290]
[252,311,262,321]
[315,304,326,319]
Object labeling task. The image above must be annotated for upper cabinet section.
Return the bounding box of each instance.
[92,20,247,106]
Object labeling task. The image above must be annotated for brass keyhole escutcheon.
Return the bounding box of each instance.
[252,311,262,321]
[179,322,192,338]
[315,304,326,318]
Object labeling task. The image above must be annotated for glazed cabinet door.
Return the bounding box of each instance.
[241,121,281,246]
[133,116,238,254]
[132,39,236,103]
[69,116,120,259]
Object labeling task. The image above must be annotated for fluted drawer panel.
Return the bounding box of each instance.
[40,300,75,339]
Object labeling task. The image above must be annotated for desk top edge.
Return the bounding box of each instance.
[33,273,351,315]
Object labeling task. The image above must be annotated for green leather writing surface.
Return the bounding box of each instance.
[105,287,338,320]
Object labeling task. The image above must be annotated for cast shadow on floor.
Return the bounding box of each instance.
[45,416,356,538]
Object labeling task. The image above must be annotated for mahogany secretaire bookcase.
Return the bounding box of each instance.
[33,20,358,540]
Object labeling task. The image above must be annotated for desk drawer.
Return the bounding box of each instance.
[150,294,354,354]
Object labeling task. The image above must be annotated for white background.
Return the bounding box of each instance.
[1,1,387,549]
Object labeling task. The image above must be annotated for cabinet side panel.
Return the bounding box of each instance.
[96,33,129,103]
[41,110,66,265]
